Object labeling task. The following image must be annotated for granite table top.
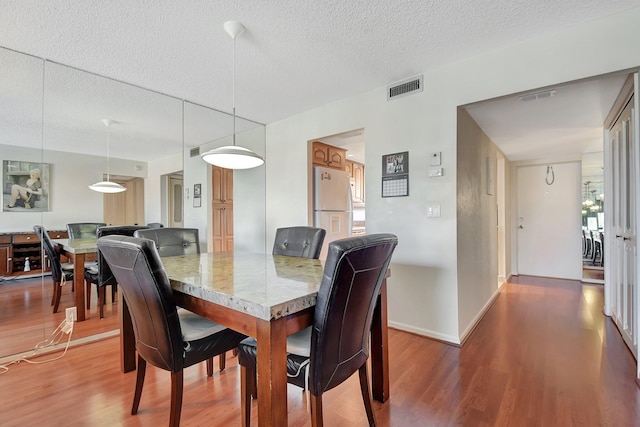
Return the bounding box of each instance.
[162,252,326,322]
[52,238,97,254]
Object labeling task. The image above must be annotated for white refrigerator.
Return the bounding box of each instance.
[314,166,353,259]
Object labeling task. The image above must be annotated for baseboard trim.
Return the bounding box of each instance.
[0,329,119,365]
[459,286,501,346]
[388,321,461,346]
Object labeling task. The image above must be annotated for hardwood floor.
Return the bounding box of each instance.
[0,275,118,357]
[1,275,639,426]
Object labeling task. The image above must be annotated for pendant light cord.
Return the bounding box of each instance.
[106,122,111,181]
[232,32,236,147]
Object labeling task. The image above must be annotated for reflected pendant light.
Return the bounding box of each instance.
[89,119,127,193]
[201,20,264,170]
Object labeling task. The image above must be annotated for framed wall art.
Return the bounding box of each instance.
[2,160,51,212]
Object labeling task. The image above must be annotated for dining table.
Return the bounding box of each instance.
[119,250,391,427]
[52,238,97,321]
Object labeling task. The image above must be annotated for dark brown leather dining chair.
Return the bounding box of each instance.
[237,233,398,427]
[272,226,326,259]
[97,235,246,427]
[66,222,106,240]
[84,225,149,318]
[33,225,75,313]
[133,227,200,257]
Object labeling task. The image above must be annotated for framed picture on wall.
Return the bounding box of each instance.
[382,151,409,197]
[193,183,202,207]
[2,160,51,212]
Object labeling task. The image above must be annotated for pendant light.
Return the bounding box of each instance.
[201,20,264,170]
[89,119,127,193]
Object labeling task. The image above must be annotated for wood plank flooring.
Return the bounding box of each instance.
[1,275,639,426]
[0,276,119,356]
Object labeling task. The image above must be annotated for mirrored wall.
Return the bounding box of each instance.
[0,46,266,359]
[582,151,604,282]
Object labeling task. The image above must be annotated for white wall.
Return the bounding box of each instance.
[265,7,640,344]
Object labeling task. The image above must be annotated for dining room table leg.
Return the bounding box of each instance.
[256,316,288,427]
[73,252,87,321]
[370,280,390,402]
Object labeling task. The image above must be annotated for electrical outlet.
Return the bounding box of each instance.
[66,306,77,323]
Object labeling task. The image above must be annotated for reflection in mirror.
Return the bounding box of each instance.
[0,47,46,357]
[581,151,604,282]
[0,45,188,359]
[0,47,267,361]
[183,101,265,254]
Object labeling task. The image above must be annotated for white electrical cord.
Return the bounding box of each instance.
[0,318,74,374]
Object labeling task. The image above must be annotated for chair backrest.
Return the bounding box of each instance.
[309,233,397,396]
[133,228,200,257]
[97,235,183,372]
[272,226,326,259]
[146,222,164,229]
[33,225,63,282]
[96,225,150,287]
[66,222,106,240]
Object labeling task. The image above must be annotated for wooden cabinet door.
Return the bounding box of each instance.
[352,162,365,202]
[345,160,353,176]
[312,142,330,166]
[312,141,346,170]
[327,146,346,170]
[0,245,10,276]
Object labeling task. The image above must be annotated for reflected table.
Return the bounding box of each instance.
[120,251,391,427]
[52,238,97,321]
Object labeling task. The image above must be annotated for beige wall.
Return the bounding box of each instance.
[456,108,507,339]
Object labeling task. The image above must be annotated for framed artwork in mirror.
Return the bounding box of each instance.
[2,160,51,212]
[193,183,202,207]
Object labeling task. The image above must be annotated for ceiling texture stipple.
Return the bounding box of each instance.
[2,0,640,126]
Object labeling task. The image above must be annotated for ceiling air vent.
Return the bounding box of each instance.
[387,75,423,101]
[518,89,556,102]
[190,147,200,157]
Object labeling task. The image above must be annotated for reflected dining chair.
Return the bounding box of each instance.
[33,225,75,313]
[97,235,246,427]
[84,225,149,318]
[272,226,326,259]
[66,222,106,240]
[237,234,398,427]
[134,227,200,257]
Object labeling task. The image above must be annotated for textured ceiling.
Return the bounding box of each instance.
[0,0,639,164]
[1,0,639,125]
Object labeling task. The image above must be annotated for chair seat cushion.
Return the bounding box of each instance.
[237,326,312,385]
[178,308,248,369]
[61,262,75,271]
[178,308,227,341]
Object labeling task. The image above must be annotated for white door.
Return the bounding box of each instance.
[516,162,582,279]
[608,92,637,358]
[168,176,184,228]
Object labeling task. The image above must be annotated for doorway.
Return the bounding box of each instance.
[516,162,582,279]
[103,176,145,226]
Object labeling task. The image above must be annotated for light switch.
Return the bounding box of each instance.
[426,204,441,218]
[430,152,441,166]
[429,167,443,177]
